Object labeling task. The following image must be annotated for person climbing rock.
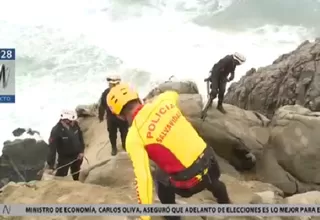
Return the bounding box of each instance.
[203,52,246,116]
[98,74,128,156]
[46,110,85,181]
[106,83,232,220]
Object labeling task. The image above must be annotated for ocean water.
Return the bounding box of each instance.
[0,0,319,152]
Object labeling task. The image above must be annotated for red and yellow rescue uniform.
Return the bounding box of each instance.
[107,83,230,220]
[126,91,208,203]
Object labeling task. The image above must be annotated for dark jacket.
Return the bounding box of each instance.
[98,88,118,121]
[47,121,85,169]
[210,55,237,79]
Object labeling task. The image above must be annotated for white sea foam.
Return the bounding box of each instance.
[5,129,44,143]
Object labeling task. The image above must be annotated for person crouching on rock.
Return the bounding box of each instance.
[204,52,246,114]
[98,74,129,156]
[46,110,85,181]
[107,83,232,220]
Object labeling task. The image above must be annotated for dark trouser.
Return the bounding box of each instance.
[107,116,128,151]
[155,151,230,220]
[55,156,83,181]
[210,72,227,106]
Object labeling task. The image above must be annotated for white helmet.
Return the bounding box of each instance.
[60,109,77,121]
[106,74,121,84]
[233,52,246,64]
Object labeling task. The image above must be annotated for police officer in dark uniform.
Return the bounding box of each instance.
[204,52,246,114]
[46,110,85,181]
[98,75,128,156]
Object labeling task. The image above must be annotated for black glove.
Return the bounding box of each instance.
[228,75,234,82]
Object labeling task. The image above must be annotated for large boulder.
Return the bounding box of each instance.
[0,128,48,188]
[81,151,283,206]
[76,111,123,169]
[0,180,132,220]
[224,39,320,118]
[283,191,320,220]
[81,152,136,188]
[81,151,242,187]
[256,105,320,195]
[76,103,98,118]
[144,81,269,171]
[284,191,320,204]
[75,102,128,178]
[144,80,199,100]
[190,103,269,171]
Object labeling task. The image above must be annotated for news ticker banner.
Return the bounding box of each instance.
[1,204,320,216]
[0,48,15,103]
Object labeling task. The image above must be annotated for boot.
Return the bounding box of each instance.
[111,146,118,156]
[217,101,226,114]
[121,138,126,152]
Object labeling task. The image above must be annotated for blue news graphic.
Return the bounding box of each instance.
[0,48,15,60]
[0,95,15,103]
[0,48,16,103]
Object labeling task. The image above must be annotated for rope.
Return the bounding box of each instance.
[54,158,79,171]
[7,157,26,182]
[63,154,130,178]
[96,141,110,159]
[65,168,82,177]
[65,156,89,177]
[44,156,90,178]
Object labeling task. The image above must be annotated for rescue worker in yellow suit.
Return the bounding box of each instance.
[107,83,231,220]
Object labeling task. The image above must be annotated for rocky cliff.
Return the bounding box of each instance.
[224,39,320,118]
[0,128,48,188]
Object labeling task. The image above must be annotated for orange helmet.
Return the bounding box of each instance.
[106,83,139,115]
